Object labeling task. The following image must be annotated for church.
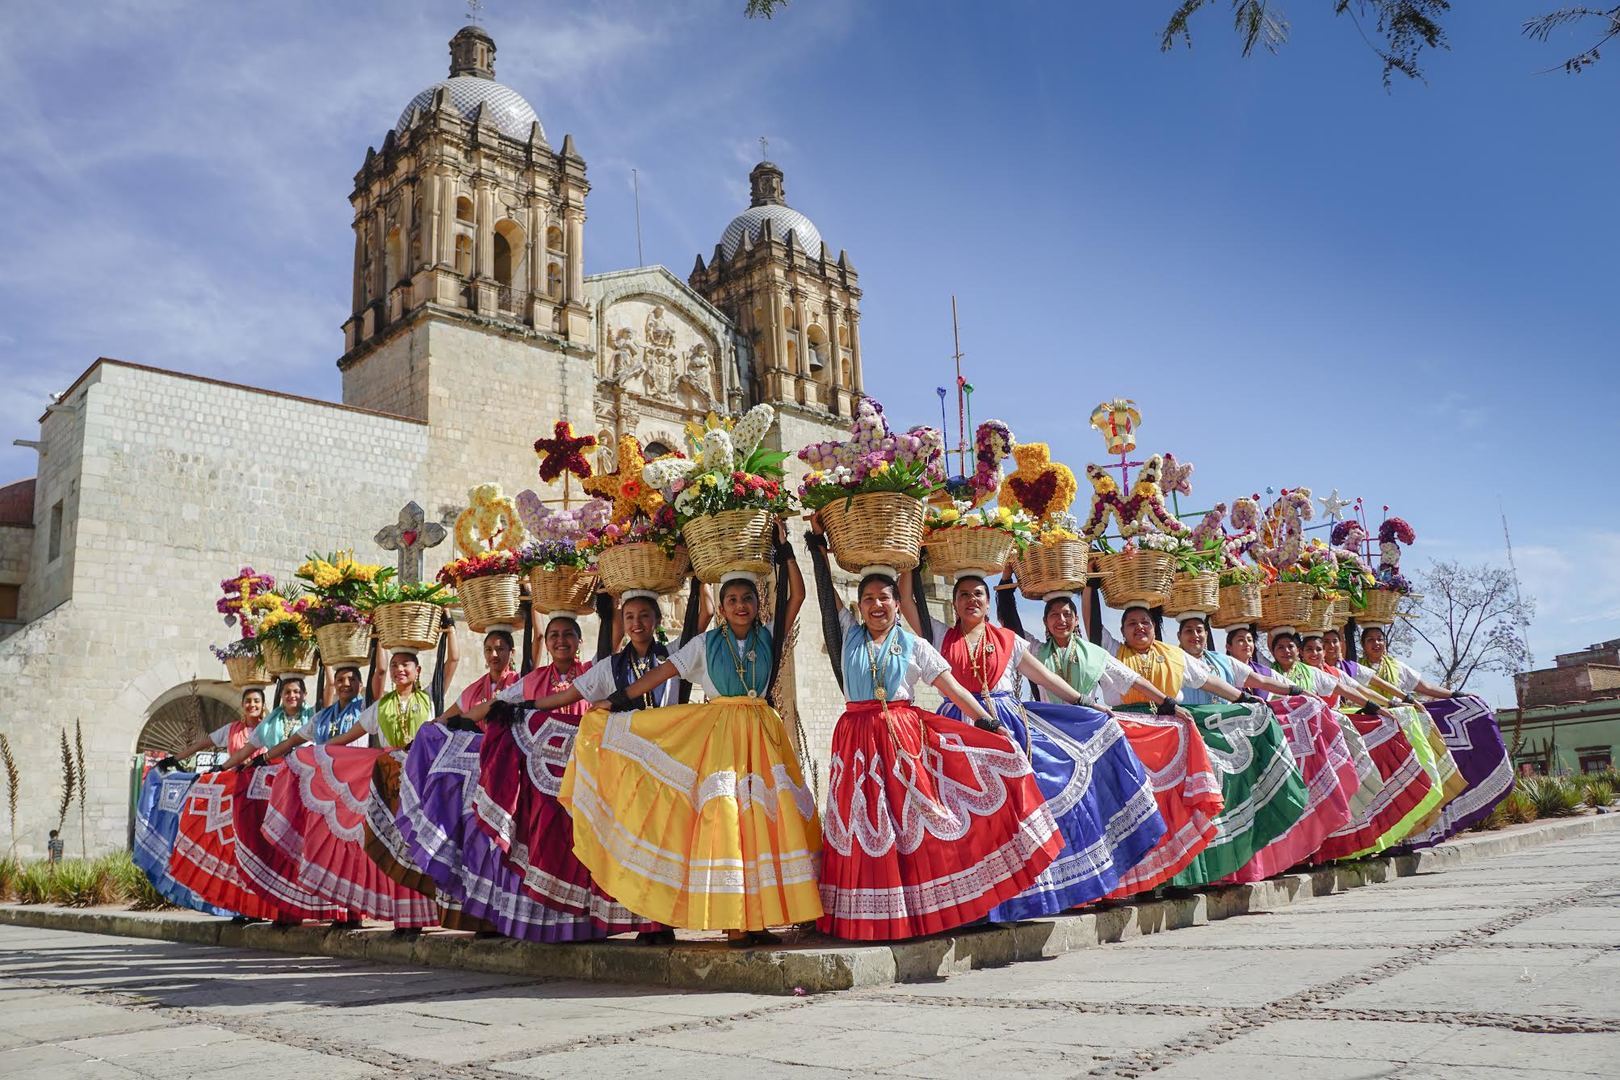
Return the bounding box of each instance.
[0,25,869,856]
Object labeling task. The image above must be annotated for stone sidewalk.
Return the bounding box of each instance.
[2,821,1619,1078]
[3,814,1615,995]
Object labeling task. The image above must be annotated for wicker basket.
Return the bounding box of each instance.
[262,641,316,677]
[223,654,270,689]
[457,573,523,633]
[1258,581,1316,630]
[1166,571,1220,616]
[923,526,1016,581]
[314,621,371,667]
[1095,549,1177,610]
[1300,593,1338,635]
[372,601,443,651]
[819,492,926,575]
[1356,589,1402,626]
[595,543,692,596]
[1012,538,1092,599]
[682,508,775,584]
[528,565,597,616]
[1210,582,1263,629]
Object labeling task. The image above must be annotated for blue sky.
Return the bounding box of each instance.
[1,1,1614,704]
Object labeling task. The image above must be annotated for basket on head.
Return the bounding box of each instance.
[1166,571,1219,617]
[1298,592,1338,636]
[314,621,371,668]
[819,492,925,575]
[595,542,692,597]
[528,566,597,617]
[1258,581,1315,630]
[224,654,271,689]
[1095,549,1176,611]
[262,641,317,678]
[1011,537,1092,600]
[372,601,443,652]
[1356,589,1402,626]
[683,508,775,585]
[1210,581,1262,629]
[457,573,523,634]
[923,527,1017,581]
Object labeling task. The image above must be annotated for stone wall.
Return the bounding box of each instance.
[0,362,432,858]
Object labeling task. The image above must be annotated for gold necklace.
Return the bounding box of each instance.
[721,624,760,698]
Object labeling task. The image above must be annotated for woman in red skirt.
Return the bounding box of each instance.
[806,520,1060,940]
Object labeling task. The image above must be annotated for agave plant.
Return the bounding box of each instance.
[1522,776,1583,819]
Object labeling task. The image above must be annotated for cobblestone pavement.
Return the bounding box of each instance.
[3,829,1618,1079]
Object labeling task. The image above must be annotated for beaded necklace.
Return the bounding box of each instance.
[720,623,762,698]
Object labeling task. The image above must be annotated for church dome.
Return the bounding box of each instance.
[721,204,822,258]
[719,161,824,258]
[396,76,543,141]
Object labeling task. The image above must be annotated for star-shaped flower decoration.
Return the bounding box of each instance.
[1160,452,1194,498]
[533,420,597,484]
[1318,488,1352,522]
[582,434,667,524]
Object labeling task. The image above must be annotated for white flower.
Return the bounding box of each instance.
[644,457,697,496]
[700,429,736,473]
[731,404,776,456]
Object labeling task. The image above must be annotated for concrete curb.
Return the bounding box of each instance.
[3,813,1615,996]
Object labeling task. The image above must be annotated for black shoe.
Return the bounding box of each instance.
[391,927,422,939]
[636,929,676,946]
[751,929,784,945]
[331,918,363,930]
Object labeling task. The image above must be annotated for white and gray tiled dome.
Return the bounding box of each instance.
[396,76,543,141]
[720,204,823,258]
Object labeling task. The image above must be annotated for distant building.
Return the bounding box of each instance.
[1498,637,1620,775]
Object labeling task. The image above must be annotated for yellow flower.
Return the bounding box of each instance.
[939,508,960,524]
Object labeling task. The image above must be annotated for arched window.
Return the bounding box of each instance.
[455,196,474,223]
[546,225,564,251]
[492,219,525,286]
[454,234,473,277]
[837,325,850,347]
[644,441,672,459]
[806,324,828,371]
[384,227,403,290]
[546,261,563,298]
[783,304,796,330]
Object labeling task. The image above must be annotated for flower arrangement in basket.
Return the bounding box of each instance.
[1211,563,1265,629]
[213,566,271,686]
[581,434,690,595]
[437,483,527,633]
[798,396,944,574]
[295,550,387,667]
[924,501,1036,580]
[1329,516,1416,626]
[515,420,610,616]
[996,442,1091,599]
[252,586,318,677]
[644,404,793,584]
[1163,534,1225,617]
[359,579,450,652]
[1094,529,1184,611]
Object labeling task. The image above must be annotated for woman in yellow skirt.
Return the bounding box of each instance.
[530,528,822,946]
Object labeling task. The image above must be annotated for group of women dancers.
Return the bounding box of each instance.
[136,516,1514,948]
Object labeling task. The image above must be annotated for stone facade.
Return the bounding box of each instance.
[0,27,870,857]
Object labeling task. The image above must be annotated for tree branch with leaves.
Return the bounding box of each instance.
[1388,560,1534,690]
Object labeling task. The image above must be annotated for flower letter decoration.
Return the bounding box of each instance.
[1089,398,1141,456]
[1078,454,1189,541]
[454,483,526,557]
[533,420,597,484]
[1160,452,1194,499]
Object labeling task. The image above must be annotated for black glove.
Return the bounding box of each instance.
[775,540,796,561]
[1359,702,1381,717]
[606,689,637,713]
[1235,691,1262,705]
[1156,697,1180,716]
[441,608,455,628]
[156,755,181,771]
[1401,694,1419,705]
[485,701,523,727]
[803,529,827,550]
[235,753,267,771]
[445,716,480,733]
[974,716,1004,733]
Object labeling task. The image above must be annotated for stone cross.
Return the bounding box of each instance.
[375,501,447,584]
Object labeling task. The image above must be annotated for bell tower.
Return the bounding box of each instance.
[690,160,862,418]
[339,25,592,420]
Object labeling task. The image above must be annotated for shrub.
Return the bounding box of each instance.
[102,851,171,910]
[1580,778,1614,809]
[13,861,52,904]
[1523,776,1583,819]
[47,857,117,907]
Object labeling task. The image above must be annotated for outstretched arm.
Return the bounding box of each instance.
[1015,651,1082,705]
[930,671,1000,729]
[620,660,680,701]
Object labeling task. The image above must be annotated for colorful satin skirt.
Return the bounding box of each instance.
[232,763,351,921]
[134,770,230,916]
[938,693,1163,918]
[1406,695,1514,846]
[1315,711,1437,860]
[473,708,658,933]
[1106,712,1225,898]
[818,699,1062,941]
[1224,695,1358,882]
[265,745,438,929]
[559,696,824,932]
[362,748,488,933]
[169,771,293,920]
[1138,702,1308,888]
